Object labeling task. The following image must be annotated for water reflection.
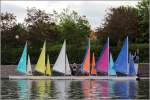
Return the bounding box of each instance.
[53,80,71,100]
[1,79,149,99]
[17,80,31,99]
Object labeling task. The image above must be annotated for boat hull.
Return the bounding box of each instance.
[9,76,138,80]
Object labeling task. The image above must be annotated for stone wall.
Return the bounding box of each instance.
[0,63,149,78]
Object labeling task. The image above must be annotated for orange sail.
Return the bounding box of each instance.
[91,52,97,75]
[83,48,90,73]
[81,39,90,73]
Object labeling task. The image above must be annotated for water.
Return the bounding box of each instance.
[1,79,149,99]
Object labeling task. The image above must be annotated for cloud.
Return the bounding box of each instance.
[1,1,138,30]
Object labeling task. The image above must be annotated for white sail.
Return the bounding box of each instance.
[66,54,71,75]
[26,55,32,75]
[53,40,71,75]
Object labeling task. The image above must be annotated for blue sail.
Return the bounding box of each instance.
[129,53,136,76]
[17,43,27,74]
[108,53,116,75]
[113,37,128,74]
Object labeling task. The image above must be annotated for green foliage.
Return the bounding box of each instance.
[58,8,91,47]
[1,12,27,48]
[25,7,60,47]
[136,0,149,43]
[2,43,149,64]
[96,6,138,46]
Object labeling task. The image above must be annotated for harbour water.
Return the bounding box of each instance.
[1,79,149,99]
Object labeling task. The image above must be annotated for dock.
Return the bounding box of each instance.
[9,76,138,80]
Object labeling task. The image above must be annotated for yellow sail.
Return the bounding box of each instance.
[35,41,46,74]
[46,55,51,76]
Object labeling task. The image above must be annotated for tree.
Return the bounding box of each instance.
[96,6,138,46]
[58,9,91,47]
[136,0,149,43]
[25,7,60,47]
[1,12,17,48]
[1,12,16,31]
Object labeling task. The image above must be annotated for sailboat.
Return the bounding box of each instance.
[35,41,46,75]
[26,55,32,75]
[10,38,139,80]
[113,37,137,76]
[129,53,136,76]
[16,42,32,75]
[108,53,116,76]
[96,38,109,75]
[91,52,97,75]
[52,40,71,75]
[113,37,128,76]
[81,39,90,74]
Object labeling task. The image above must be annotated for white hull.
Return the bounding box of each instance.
[9,76,138,80]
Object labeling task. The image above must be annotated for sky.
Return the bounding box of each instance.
[1,1,139,30]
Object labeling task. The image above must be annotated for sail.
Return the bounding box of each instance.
[113,37,128,74]
[108,53,116,75]
[96,38,109,73]
[17,42,27,74]
[53,40,71,75]
[46,55,51,76]
[129,53,136,76]
[26,55,32,75]
[81,39,90,73]
[91,52,96,75]
[65,54,71,75]
[35,41,46,74]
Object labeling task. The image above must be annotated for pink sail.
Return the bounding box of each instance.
[96,38,109,73]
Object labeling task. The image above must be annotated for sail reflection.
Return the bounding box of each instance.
[81,80,97,100]
[16,79,137,99]
[17,80,32,99]
[36,80,52,99]
[129,80,137,98]
[82,80,90,99]
[114,80,137,99]
[80,80,137,99]
[108,80,115,97]
[96,80,109,100]
[53,80,71,100]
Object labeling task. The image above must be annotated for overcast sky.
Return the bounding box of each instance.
[1,1,139,30]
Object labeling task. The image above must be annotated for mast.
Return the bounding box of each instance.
[127,36,129,75]
[108,37,109,76]
[65,40,66,76]
[88,38,90,76]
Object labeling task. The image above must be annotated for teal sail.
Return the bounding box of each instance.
[113,37,128,74]
[129,53,136,76]
[108,53,116,75]
[17,43,27,74]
